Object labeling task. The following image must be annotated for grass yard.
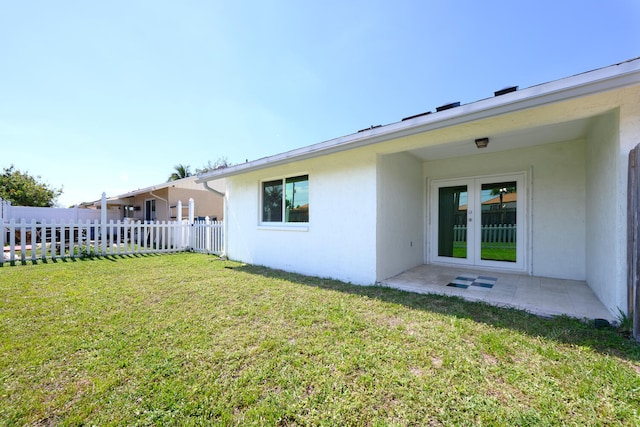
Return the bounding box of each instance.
[1,254,639,426]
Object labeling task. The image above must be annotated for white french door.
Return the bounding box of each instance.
[431,173,526,271]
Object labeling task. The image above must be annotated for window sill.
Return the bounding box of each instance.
[258,224,309,232]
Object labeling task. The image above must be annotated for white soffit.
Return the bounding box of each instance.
[408,116,593,161]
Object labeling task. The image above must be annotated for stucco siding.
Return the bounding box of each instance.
[134,189,169,221]
[585,111,620,314]
[424,139,586,280]
[618,89,640,314]
[585,96,639,316]
[376,152,424,280]
[168,189,224,220]
[225,149,379,285]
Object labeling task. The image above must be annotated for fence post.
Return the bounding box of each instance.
[188,198,194,224]
[187,198,195,251]
[2,198,12,222]
[101,192,107,255]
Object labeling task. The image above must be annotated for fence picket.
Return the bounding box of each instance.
[9,220,16,261]
[116,221,121,255]
[162,222,168,253]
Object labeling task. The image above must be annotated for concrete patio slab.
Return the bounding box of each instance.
[381,265,616,323]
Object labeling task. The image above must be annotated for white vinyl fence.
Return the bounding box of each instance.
[1,194,223,264]
[191,218,224,255]
[1,218,224,264]
[0,198,120,223]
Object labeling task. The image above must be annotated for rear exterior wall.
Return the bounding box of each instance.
[225,149,379,285]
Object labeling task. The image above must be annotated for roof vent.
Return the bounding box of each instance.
[401,111,432,121]
[357,124,382,133]
[494,86,518,96]
[435,102,460,112]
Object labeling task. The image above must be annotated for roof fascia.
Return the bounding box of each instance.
[113,176,197,199]
[196,58,640,183]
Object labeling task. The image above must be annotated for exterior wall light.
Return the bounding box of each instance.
[475,137,489,149]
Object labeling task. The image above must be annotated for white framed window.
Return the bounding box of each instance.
[261,174,309,223]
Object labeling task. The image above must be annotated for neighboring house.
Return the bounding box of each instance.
[196,58,640,318]
[103,176,226,222]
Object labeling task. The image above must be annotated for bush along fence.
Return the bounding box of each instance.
[1,193,223,265]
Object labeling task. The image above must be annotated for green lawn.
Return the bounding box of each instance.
[1,254,639,426]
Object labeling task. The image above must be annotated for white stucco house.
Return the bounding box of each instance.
[197,58,640,320]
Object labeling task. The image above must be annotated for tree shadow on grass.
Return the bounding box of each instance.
[230,263,640,363]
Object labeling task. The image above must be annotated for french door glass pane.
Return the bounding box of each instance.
[438,185,467,258]
[480,181,517,262]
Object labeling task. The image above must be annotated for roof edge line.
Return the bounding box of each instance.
[196,59,640,182]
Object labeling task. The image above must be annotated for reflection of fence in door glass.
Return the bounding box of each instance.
[480,181,517,262]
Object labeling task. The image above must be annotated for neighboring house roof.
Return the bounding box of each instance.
[85,175,224,207]
[111,175,202,200]
[458,193,518,211]
[196,57,640,184]
[483,193,518,205]
[290,203,309,211]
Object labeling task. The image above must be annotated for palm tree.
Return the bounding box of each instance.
[168,164,192,182]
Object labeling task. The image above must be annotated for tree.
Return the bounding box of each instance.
[0,165,63,207]
[195,157,231,174]
[168,164,192,182]
[489,185,517,196]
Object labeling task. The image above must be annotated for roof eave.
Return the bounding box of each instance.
[196,58,640,183]
[112,175,198,199]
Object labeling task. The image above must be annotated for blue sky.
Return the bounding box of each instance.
[1,1,638,206]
